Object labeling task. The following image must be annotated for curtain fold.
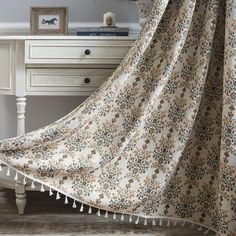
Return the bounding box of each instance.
[0,0,235,235]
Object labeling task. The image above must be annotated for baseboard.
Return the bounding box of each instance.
[0,22,141,37]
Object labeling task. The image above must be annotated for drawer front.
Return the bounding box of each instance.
[26,68,114,95]
[25,39,134,64]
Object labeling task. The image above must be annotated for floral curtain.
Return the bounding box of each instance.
[0,0,235,235]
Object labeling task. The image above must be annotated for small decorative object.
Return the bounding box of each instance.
[30,7,68,35]
[103,12,116,27]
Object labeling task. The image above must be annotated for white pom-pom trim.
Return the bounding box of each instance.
[0,160,216,235]
[135,216,139,224]
[30,181,35,189]
[49,188,53,196]
[6,167,10,176]
[56,192,61,200]
[104,211,108,218]
[152,219,156,226]
[129,215,133,223]
[40,184,45,192]
[72,200,77,209]
[64,196,68,204]
[88,206,92,214]
[14,172,18,181]
[96,209,101,216]
[80,203,84,212]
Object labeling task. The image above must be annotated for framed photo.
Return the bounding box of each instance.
[30,7,68,35]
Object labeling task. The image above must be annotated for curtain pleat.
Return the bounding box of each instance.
[0,0,235,235]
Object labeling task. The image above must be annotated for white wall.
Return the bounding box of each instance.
[0,0,139,140]
[0,0,138,23]
[0,95,88,139]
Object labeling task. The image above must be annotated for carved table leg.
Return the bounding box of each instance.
[15,180,27,215]
[15,97,27,214]
[16,97,26,136]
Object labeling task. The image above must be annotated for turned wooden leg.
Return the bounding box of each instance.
[15,97,27,215]
[16,97,26,136]
[15,180,27,215]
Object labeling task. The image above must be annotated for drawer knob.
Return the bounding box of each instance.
[84,49,91,55]
[84,78,91,84]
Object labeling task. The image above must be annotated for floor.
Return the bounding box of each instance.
[0,187,216,236]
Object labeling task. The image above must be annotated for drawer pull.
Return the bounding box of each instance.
[84,49,91,55]
[84,78,91,84]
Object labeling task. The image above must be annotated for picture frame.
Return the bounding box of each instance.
[30,7,68,35]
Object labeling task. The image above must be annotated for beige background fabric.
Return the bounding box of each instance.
[0,0,235,235]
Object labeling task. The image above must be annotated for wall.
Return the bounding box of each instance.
[0,0,138,23]
[0,0,139,139]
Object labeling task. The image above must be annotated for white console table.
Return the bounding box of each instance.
[0,35,135,214]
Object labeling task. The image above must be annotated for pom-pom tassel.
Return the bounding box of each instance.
[40,184,45,192]
[104,211,108,218]
[113,213,116,220]
[181,221,186,227]
[96,209,101,216]
[121,214,124,221]
[31,181,35,189]
[135,216,140,225]
[198,226,203,231]
[190,223,194,228]
[152,218,156,226]
[88,206,92,214]
[72,200,77,209]
[6,167,10,176]
[167,219,170,227]
[204,229,210,235]
[80,203,84,212]
[64,196,68,204]
[159,218,163,226]
[23,176,27,185]
[0,163,2,172]
[56,192,61,200]
[144,218,148,226]
[14,172,18,181]
[129,215,133,223]
[49,188,53,196]
[173,220,177,226]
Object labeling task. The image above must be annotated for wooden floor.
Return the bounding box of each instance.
[0,187,216,236]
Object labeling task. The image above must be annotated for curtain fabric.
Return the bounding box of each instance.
[0,0,235,235]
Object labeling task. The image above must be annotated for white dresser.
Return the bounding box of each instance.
[0,36,135,133]
[0,35,135,214]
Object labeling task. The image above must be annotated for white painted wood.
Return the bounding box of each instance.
[0,35,137,40]
[0,41,15,95]
[14,40,27,215]
[15,94,27,214]
[0,36,136,215]
[15,41,26,97]
[26,68,114,95]
[25,39,134,64]
[15,180,27,215]
[0,22,141,37]
[16,97,26,136]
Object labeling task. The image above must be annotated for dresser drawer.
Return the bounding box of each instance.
[25,39,134,64]
[26,68,114,95]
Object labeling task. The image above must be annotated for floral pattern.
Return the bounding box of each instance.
[0,0,235,235]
